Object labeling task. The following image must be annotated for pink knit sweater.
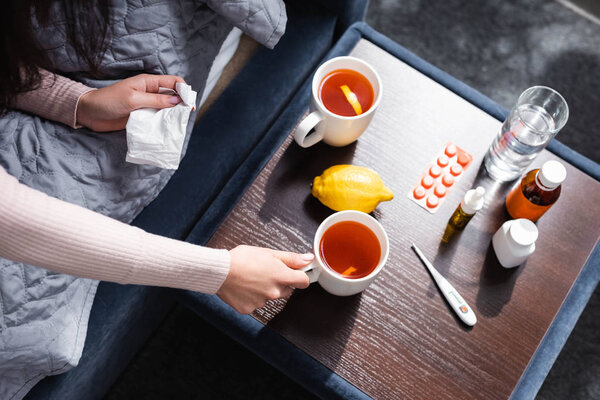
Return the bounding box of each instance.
[14,69,95,128]
[2,71,231,293]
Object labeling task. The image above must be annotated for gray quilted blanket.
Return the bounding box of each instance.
[0,0,286,398]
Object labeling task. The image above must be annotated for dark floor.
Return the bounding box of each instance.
[105,305,318,400]
[106,1,600,399]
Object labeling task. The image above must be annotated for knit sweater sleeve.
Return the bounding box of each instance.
[13,69,94,129]
[0,166,230,294]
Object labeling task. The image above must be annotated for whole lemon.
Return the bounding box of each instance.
[312,165,394,213]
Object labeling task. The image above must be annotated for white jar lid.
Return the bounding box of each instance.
[509,219,539,246]
[538,160,566,189]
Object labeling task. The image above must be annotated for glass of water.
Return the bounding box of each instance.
[484,86,569,182]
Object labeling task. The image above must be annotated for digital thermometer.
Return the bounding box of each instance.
[411,244,477,327]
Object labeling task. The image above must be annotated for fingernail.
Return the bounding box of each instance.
[301,253,314,261]
[169,95,181,105]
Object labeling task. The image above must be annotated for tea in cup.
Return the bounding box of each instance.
[302,210,389,296]
[294,57,382,148]
[319,68,375,117]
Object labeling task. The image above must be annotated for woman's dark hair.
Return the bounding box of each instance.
[0,0,109,112]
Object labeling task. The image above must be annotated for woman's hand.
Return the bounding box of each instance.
[218,245,313,314]
[76,74,186,132]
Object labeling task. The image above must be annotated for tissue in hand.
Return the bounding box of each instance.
[125,82,197,170]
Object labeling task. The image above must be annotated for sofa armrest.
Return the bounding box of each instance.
[306,0,368,38]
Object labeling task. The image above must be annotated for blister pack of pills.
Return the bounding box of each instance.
[408,142,473,213]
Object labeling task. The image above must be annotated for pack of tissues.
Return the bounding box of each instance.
[125,82,197,170]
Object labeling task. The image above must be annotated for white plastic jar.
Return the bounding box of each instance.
[492,219,539,268]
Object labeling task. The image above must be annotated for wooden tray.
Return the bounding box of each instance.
[207,39,600,399]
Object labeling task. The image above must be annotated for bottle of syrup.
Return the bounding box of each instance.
[442,186,486,242]
[505,160,566,222]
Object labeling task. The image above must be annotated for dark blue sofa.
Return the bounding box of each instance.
[26,2,600,400]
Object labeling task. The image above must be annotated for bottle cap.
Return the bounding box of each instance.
[538,160,566,189]
[508,219,538,246]
[461,186,486,215]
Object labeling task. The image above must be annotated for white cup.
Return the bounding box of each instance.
[302,210,389,296]
[294,56,383,148]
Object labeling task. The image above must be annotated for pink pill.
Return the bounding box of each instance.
[437,155,449,167]
[445,144,457,157]
[450,164,462,176]
[426,195,439,208]
[434,184,447,197]
[442,174,454,186]
[429,165,442,178]
[421,175,434,188]
[413,186,426,199]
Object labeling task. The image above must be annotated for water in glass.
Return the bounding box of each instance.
[484,104,556,181]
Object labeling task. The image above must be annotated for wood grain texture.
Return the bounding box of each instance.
[207,40,600,399]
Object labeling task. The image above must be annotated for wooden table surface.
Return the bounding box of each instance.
[207,39,600,399]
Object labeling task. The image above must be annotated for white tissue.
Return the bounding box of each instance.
[125,82,197,170]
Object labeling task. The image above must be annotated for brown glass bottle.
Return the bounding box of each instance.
[505,161,566,222]
[442,187,485,242]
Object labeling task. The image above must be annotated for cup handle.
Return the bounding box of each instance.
[294,111,324,148]
[301,261,320,284]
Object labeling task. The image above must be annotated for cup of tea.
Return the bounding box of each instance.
[302,210,389,296]
[294,56,382,148]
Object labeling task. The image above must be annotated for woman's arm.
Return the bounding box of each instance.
[0,165,230,293]
[12,70,187,132]
[0,166,310,309]
[13,69,94,128]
